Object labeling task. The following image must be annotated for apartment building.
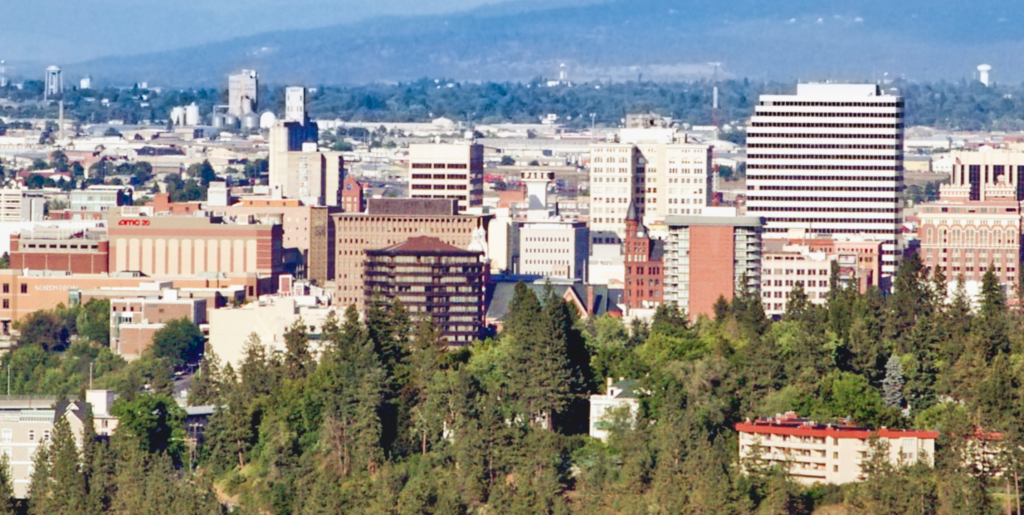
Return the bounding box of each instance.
[663,212,763,321]
[745,83,904,278]
[331,199,488,309]
[589,118,712,244]
[737,412,937,486]
[0,398,92,498]
[408,143,484,212]
[364,236,486,345]
[760,238,881,317]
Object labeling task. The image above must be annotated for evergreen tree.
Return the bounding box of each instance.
[283,317,313,380]
[188,344,223,406]
[882,354,905,409]
[47,415,87,513]
[27,442,51,515]
[0,454,14,515]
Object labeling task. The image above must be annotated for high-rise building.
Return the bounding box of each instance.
[662,212,762,321]
[365,236,486,345]
[589,118,712,245]
[745,83,905,277]
[408,143,484,212]
[44,66,62,100]
[268,87,339,207]
[228,69,258,117]
[331,199,489,309]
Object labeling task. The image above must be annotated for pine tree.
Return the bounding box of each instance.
[46,416,87,513]
[188,343,223,406]
[0,454,14,515]
[27,437,51,515]
[882,354,905,409]
[283,317,313,380]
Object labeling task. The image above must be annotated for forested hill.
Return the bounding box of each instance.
[68,0,1024,86]
[9,78,1024,133]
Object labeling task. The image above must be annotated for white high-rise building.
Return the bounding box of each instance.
[588,115,712,246]
[285,87,307,123]
[745,83,904,277]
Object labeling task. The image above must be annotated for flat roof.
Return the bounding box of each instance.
[665,215,763,227]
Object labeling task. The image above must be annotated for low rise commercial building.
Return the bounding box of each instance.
[69,185,132,213]
[9,227,109,274]
[110,291,207,360]
[364,236,486,345]
[736,412,937,486]
[0,187,44,222]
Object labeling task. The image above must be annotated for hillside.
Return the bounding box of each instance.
[61,0,1024,86]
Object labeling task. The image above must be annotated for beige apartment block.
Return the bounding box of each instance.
[408,143,484,212]
[589,132,712,245]
[737,413,936,486]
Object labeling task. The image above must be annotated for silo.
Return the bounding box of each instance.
[170,107,185,126]
[242,112,259,130]
[223,114,238,128]
[211,113,225,128]
[184,103,200,126]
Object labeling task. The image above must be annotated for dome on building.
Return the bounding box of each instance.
[259,111,277,129]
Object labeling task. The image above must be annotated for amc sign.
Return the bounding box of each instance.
[117,219,151,226]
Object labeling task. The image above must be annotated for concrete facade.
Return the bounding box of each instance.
[408,143,484,212]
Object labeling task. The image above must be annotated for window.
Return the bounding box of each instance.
[833,465,839,473]
[833,452,838,459]
[28,430,34,442]
[1,284,7,293]
[43,430,50,441]
[0,430,9,444]
[19,285,26,294]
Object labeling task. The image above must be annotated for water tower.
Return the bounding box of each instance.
[978,64,992,87]
[44,66,62,100]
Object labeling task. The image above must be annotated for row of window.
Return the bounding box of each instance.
[763,101,904,108]
[752,206,898,213]
[747,132,898,139]
[748,154,899,161]
[748,174,901,181]
[757,216,900,225]
[410,174,469,181]
[1,284,27,294]
[748,196,898,203]
[762,227,899,237]
[748,165,901,171]
[750,122,902,129]
[756,185,900,192]
[764,268,830,276]
[411,163,469,169]
[748,143,899,150]
[756,111,902,118]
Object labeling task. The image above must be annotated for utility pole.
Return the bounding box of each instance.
[89,362,94,390]
[590,113,596,141]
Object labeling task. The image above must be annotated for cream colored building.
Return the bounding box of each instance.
[228,69,258,116]
[408,143,484,212]
[589,379,639,442]
[0,398,92,497]
[589,123,712,245]
[760,243,833,316]
[207,295,339,369]
[0,188,44,222]
[939,148,1024,202]
[268,128,343,207]
[737,413,936,486]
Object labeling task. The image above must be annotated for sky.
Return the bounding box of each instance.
[0,0,540,64]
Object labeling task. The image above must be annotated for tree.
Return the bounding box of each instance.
[0,454,14,515]
[27,441,51,515]
[110,393,187,463]
[188,344,223,406]
[149,318,204,367]
[75,299,110,345]
[283,318,313,380]
[15,309,72,352]
[500,155,515,165]
[47,415,87,513]
[187,160,217,187]
[882,354,905,409]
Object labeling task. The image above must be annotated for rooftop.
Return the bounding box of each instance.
[370,236,480,256]
[736,412,938,440]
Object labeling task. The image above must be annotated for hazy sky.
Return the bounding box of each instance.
[1,0,535,64]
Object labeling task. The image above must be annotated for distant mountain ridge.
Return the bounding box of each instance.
[67,0,1024,87]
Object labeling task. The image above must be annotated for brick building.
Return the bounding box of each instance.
[364,237,486,345]
[10,227,109,274]
[331,198,489,309]
[107,215,284,277]
[110,292,206,360]
[917,200,1021,291]
[623,201,664,310]
[663,212,763,320]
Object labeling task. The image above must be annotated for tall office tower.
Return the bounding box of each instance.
[408,143,484,213]
[44,66,62,100]
[228,69,258,116]
[589,114,712,246]
[745,83,904,277]
[269,87,336,206]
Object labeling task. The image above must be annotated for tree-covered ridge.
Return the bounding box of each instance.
[5,79,1024,133]
[5,258,1024,513]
